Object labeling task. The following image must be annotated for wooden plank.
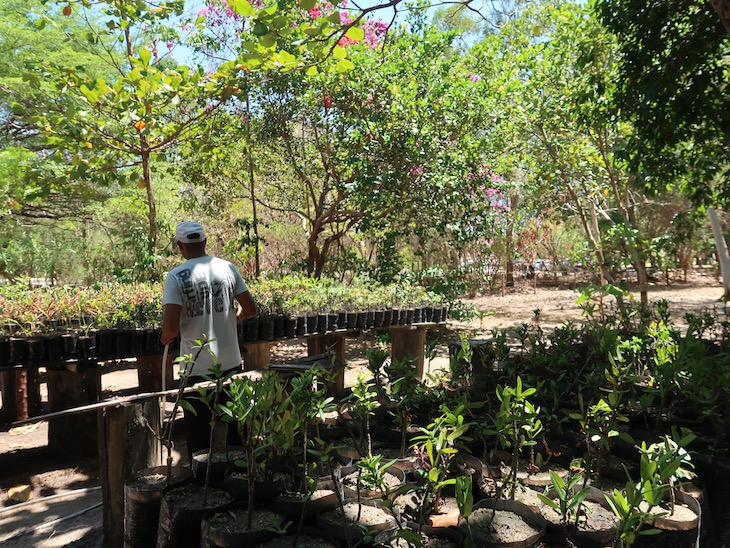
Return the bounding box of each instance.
[391,326,427,380]
[98,401,161,548]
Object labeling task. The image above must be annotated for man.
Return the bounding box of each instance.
[161,221,257,459]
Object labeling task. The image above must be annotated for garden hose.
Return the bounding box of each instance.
[160,342,169,465]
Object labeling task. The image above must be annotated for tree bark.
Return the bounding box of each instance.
[708,207,730,300]
[711,0,730,34]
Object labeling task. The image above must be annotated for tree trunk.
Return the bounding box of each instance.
[245,91,260,278]
[711,0,730,34]
[505,193,518,287]
[708,207,730,300]
[589,203,611,285]
[141,147,157,253]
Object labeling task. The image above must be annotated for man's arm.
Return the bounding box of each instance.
[161,303,182,345]
[235,291,257,321]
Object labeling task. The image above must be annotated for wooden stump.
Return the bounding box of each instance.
[46,362,102,457]
[391,326,427,380]
[242,341,271,371]
[98,401,161,548]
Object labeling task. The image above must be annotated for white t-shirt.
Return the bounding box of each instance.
[162,256,248,376]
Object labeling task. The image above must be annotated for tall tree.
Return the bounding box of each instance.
[469,2,691,304]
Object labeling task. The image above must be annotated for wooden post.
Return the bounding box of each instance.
[98,401,161,548]
[137,353,175,393]
[26,367,42,417]
[46,362,102,457]
[242,341,271,370]
[391,326,427,380]
[307,334,346,397]
[0,369,18,423]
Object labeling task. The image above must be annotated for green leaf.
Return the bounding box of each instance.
[139,48,152,65]
[229,0,256,17]
[334,58,355,72]
[333,46,347,59]
[537,493,559,509]
[253,21,269,36]
[299,0,317,10]
[345,26,365,41]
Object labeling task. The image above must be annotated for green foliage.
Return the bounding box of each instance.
[411,401,472,518]
[537,465,592,528]
[597,0,730,208]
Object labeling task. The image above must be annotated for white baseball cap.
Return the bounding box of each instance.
[174,221,206,243]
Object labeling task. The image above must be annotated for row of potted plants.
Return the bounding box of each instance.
[0,276,446,337]
[132,293,717,548]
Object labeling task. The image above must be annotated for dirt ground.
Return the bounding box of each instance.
[0,270,725,546]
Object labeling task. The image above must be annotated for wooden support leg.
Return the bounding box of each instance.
[26,367,42,417]
[0,369,17,423]
[307,334,346,397]
[243,341,271,371]
[46,362,102,457]
[98,401,161,548]
[391,326,427,380]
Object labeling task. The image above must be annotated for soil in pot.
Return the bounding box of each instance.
[511,486,545,516]
[191,447,246,488]
[374,523,463,548]
[393,494,461,527]
[254,526,340,547]
[203,508,285,547]
[224,468,289,502]
[458,499,546,547]
[157,483,234,548]
[124,466,193,548]
[541,497,618,547]
[340,464,404,500]
[271,486,339,520]
[633,490,700,547]
[317,501,398,542]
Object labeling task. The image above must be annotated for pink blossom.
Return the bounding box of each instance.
[468,74,481,82]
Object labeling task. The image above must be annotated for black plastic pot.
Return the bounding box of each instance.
[8,337,26,365]
[156,483,233,548]
[413,308,423,324]
[61,333,78,360]
[347,312,358,329]
[356,311,367,329]
[316,314,328,334]
[45,334,63,363]
[295,316,306,337]
[243,318,259,342]
[130,329,146,356]
[77,334,96,361]
[259,316,275,341]
[124,465,193,548]
[374,311,385,327]
[25,337,46,367]
[273,315,286,339]
[284,316,297,338]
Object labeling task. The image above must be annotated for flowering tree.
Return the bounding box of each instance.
[249,21,484,278]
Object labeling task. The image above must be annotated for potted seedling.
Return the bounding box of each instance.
[202,371,288,545]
